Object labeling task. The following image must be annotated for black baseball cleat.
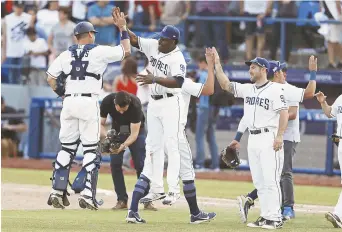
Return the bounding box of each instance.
[126,210,146,224]
[237,195,254,223]
[190,211,216,224]
[48,193,65,209]
[247,217,266,228]
[325,212,342,228]
[261,220,284,230]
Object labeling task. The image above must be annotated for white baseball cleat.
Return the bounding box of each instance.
[162,192,180,205]
[237,195,254,223]
[139,192,166,204]
[325,212,342,228]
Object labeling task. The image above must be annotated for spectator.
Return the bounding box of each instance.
[195,1,229,62]
[240,0,269,60]
[321,0,342,69]
[36,0,59,37]
[269,0,298,62]
[27,6,48,40]
[2,1,33,84]
[112,57,138,95]
[24,27,49,86]
[87,1,116,45]
[1,96,27,158]
[71,0,92,23]
[159,1,191,43]
[48,7,76,58]
[195,56,219,172]
[135,0,161,31]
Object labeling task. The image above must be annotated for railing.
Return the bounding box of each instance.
[185,16,342,62]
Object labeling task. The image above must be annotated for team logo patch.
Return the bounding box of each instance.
[180,64,185,74]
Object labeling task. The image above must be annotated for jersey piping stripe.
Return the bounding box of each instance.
[233,82,238,97]
[252,82,273,128]
[46,71,57,79]
[273,132,282,218]
[95,101,100,144]
[176,95,181,188]
[183,129,195,180]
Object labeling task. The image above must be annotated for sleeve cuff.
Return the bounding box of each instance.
[274,106,288,112]
[138,36,143,52]
[233,82,237,97]
[197,84,204,98]
[120,44,125,61]
[46,71,57,79]
[300,88,305,103]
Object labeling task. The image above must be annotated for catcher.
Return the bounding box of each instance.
[100,90,155,211]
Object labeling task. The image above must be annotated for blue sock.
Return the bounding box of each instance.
[183,180,200,215]
[129,175,150,212]
[247,189,258,201]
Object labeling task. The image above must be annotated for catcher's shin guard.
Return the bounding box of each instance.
[48,140,80,207]
[75,143,103,208]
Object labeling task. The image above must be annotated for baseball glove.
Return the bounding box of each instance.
[331,134,340,146]
[221,146,240,169]
[54,72,68,97]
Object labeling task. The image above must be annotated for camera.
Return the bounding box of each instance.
[101,129,122,153]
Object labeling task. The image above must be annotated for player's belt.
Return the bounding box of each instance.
[249,128,269,135]
[65,93,92,97]
[151,93,174,100]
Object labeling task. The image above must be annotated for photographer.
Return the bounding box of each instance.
[100,91,155,211]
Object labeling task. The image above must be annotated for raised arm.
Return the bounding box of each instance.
[112,7,131,57]
[112,7,138,49]
[303,55,317,99]
[212,47,234,93]
[315,91,333,118]
[201,47,215,95]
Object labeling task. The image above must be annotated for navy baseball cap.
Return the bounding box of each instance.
[158,25,180,40]
[245,57,270,71]
[268,60,287,76]
[74,21,98,36]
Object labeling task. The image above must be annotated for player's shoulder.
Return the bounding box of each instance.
[336,94,342,103]
[270,82,284,91]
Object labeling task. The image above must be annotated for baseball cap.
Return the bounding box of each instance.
[268,60,287,76]
[13,1,25,7]
[245,57,270,71]
[158,25,180,40]
[74,21,98,36]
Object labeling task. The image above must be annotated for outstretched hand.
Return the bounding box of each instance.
[308,55,317,72]
[112,7,127,30]
[212,47,220,64]
[136,69,155,86]
[205,47,215,65]
[315,91,327,103]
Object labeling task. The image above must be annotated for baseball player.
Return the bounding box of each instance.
[234,57,317,223]
[112,7,187,222]
[315,92,342,228]
[214,48,288,229]
[137,48,217,223]
[46,11,130,210]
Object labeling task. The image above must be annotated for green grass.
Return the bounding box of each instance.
[2,168,340,206]
[1,168,341,231]
[1,208,338,232]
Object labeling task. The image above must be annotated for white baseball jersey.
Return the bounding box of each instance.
[47,44,124,95]
[331,94,342,137]
[180,78,203,124]
[283,82,304,142]
[137,37,186,95]
[233,81,288,130]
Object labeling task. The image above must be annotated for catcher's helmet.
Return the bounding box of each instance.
[74,21,98,36]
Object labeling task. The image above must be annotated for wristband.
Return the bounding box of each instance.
[121,31,129,40]
[234,132,243,142]
[310,71,316,81]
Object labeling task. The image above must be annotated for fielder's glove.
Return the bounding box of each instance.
[54,72,67,97]
[221,146,241,169]
[331,134,340,146]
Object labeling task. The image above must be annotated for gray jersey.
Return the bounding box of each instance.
[51,21,76,55]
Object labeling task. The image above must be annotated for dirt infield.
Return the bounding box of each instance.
[2,158,341,187]
[1,183,334,213]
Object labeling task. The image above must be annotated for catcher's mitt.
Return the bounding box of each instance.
[331,134,340,146]
[221,146,240,169]
[54,72,68,97]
